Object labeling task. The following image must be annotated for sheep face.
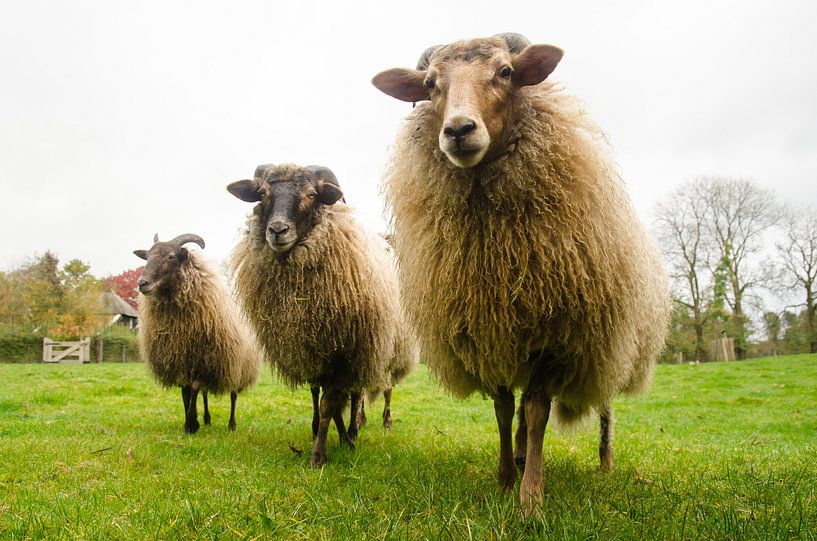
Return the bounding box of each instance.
[133,234,205,295]
[227,164,344,255]
[372,37,563,169]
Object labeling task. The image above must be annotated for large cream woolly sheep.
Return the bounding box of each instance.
[373,33,670,515]
[227,163,417,467]
[134,233,261,433]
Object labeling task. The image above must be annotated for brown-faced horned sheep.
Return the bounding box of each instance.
[372,33,671,515]
[134,233,261,433]
[227,163,417,467]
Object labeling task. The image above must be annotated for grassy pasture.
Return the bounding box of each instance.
[0,355,815,540]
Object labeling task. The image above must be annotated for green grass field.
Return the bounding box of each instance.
[1,355,815,540]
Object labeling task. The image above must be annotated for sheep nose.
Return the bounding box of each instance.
[137,278,149,291]
[268,222,290,236]
[443,117,477,139]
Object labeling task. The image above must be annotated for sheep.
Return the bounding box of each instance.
[134,233,260,433]
[372,33,671,515]
[227,163,417,467]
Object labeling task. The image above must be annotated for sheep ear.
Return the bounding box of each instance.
[512,44,563,87]
[316,182,344,206]
[372,68,429,102]
[227,179,263,202]
[133,250,148,260]
[178,247,188,261]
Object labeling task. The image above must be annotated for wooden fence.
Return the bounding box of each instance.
[42,337,91,364]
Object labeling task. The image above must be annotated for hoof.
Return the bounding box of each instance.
[515,457,526,471]
[228,420,236,432]
[382,410,393,430]
[499,473,516,494]
[310,453,327,468]
[341,433,356,450]
[600,447,614,472]
[347,428,358,442]
[185,419,200,434]
[520,490,543,520]
[203,414,211,426]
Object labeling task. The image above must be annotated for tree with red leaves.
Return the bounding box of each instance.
[106,267,143,309]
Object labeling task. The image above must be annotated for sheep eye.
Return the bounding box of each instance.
[424,78,435,89]
[499,66,512,78]
[167,254,176,260]
[307,192,317,199]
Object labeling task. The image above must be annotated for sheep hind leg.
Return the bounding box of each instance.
[310,388,347,467]
[382,388,393,430]
[519,387,551,518]
[347,391,362,441]
[358,395,368,427]
[228,391,237,432]
[202,390,211,426]
[514,397,528,471]
[310,385,320,439]
[599,403,614,471]
[493,386,516,493]
[185,387,200,434]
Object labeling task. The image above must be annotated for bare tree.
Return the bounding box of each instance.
[654,180,714,361]
[776,206,817,353]
[700,177,778,359]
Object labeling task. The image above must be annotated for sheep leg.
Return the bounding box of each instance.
[181,386,192,420]
[599,402,614,471]
[347,391,361,441]
[358,395,368,427]
[493,386,516,493]
[310,385,320,439]
[310,388,347,468]
[185,387,200,434]
[228,391,238,432]
[202,390,211,426]
[514,397,528,471]
[519,387,551,518]
[333,406,355,449]
[382,388,393,429]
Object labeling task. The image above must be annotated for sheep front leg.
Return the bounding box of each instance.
[228,391,238,432]
[493,386,516,493]
[185,387,200,434]
[181,386,192,421]
[382,388,393,429]
[347,391,361,441]
[599,403,614,471]
[202,390,211,426]
[519,387,551,518]
[310,385,320,438]
[514,397,527,471]
[310,387,347,468]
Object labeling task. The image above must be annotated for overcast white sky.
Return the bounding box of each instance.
[1,0,816,277]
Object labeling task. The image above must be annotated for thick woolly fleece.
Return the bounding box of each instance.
[137,252,260,395]
[384,81,670,425]
[231,196,416,395]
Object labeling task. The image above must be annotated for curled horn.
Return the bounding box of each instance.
[169,233,205,249]
[153,233,160,243]
[306,165,346,203]
[493,32,531,54]
[416,45,442,70]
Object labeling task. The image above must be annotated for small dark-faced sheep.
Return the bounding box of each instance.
[227,164,417,467]
[134,233,260,433]
[373,34,670,515]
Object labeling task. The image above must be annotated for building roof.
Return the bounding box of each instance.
[99,291,139,318]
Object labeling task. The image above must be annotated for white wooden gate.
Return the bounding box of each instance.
[43,337,90,364]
